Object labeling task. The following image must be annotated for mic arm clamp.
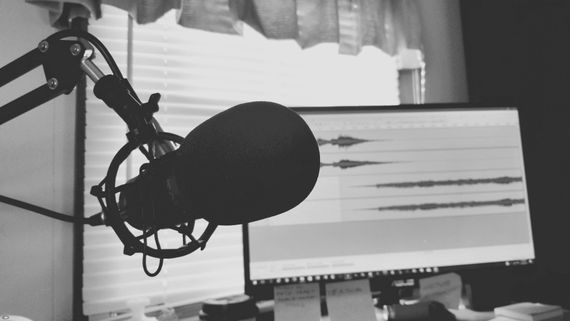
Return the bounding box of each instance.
[92,74,159,146]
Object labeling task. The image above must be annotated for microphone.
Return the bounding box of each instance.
[118,101,320,229]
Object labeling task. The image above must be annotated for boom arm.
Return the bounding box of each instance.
[0,29,161,146]
[0,38,86,125]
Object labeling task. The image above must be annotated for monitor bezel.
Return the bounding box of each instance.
[242,102,536,300]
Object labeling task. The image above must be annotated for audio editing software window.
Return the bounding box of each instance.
[245,106,535,286]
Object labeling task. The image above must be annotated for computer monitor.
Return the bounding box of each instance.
[243,104,535,299]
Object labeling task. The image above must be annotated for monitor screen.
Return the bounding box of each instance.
[243,104,535,298]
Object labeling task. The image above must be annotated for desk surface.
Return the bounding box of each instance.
[181,307,496,321]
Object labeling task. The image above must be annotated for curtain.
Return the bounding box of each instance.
[26,0,421,55]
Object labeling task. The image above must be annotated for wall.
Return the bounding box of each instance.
[461,0,570,308]
[0,2,75,321]
[418,0,468,103]
[400,0,468,104]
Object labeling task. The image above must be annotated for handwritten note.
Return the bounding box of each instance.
[274,282,321,321]
[325,279,376,321]
[419,272,462,309]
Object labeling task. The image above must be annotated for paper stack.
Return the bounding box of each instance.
[494,302,563,321]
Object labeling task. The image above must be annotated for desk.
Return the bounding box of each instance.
[180,304,496,321]
[450,309,495,321]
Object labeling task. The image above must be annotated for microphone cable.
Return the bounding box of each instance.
[0,193,104,226]
[140,188,164,277]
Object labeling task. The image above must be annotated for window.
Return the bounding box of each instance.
[83,5,402,319]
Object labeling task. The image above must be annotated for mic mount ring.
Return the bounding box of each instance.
[101,131,217,259]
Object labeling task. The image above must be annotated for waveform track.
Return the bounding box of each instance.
[321,159,394,169]
[317,135,374,148]
[365,198,525,212]
[367,176,523,189]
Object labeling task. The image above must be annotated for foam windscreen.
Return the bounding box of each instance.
[173,101,320,225]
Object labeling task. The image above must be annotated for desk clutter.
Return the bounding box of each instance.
[199,294,259,321]
[275,279,377,321]
[196,274,566,321]
[198,279,460,321]
[492,302,563,321]
[198,280,379,321]
[272,279,379,321]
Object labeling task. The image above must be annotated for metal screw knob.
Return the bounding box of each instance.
[38,40,49,53]
[70,43,82,56]
[47,78,59,90]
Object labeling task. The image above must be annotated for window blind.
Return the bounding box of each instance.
[83,5,400,320]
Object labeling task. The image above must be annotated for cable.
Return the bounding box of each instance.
[47,29,124,79]
[142,230,164,277]
[141,182,164,276]
[0,194,104,226]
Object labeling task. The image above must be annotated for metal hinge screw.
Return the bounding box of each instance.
[70,43,82,56]
[38,40,49,53]
[47,78,59,90]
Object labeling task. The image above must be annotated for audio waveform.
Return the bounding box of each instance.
[364,198,525,212]
[365,176,523,189]
[320,159,394,170]
[317,135,374,148]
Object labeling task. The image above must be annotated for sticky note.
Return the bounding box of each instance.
[274,282,321,321]
[325,279,376,321]
[419,272,462,309]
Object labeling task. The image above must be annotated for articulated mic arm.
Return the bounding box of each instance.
[0,30,216,272]
[0,36,85,125]
[0,29,162,146]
